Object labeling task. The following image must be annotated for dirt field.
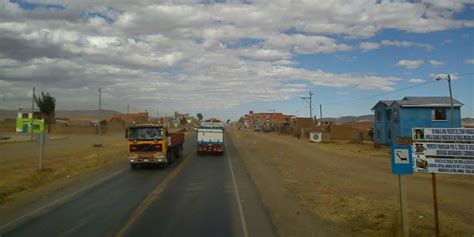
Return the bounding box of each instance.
[0,133,127,208]
[228,129,474,237]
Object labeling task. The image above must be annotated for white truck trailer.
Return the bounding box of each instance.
[197,124,224,155]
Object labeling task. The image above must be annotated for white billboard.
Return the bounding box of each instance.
[413,155,474,175]
[412,128,474,142]
[412,142,474,158]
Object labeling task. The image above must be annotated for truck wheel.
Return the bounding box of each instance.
[130,164,138,170]
[167,151,174,164]
[175,148,180,159]
[179,145,184,158]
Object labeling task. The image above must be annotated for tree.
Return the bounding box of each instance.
[35,91,56,133]
[196,113,203,121]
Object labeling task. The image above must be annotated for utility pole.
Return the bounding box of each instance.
[447,75,455,128]
[320,104,323,127]
[432,74,456,237]
[98,88,102,135]
[127,104,129,115]
[30,87,35,141]
[300,91,313,122]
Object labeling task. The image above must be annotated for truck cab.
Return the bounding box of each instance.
[126,124,184,169]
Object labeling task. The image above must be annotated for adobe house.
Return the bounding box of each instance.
[371,96,463,145]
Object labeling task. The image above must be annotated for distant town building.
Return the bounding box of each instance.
[372,96,463,145]
[115,112,149,123]
[175,112,195,124]
[242,111,294,128]
[64,112,149,125]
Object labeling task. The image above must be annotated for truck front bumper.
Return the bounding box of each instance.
[129,155,167,164]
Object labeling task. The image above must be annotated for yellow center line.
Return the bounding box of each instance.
[114,151,194,237]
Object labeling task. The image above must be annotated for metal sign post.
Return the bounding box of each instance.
[391,145,413,237]
[431,173,440,237]
[399,175,409,237]
[36,133,47,171]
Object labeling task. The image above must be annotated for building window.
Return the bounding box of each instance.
[21,113,29,119]
[432,108,447,121]
[386,110,391,121]
[376,111,381,121]
[387,129,391,141]
[392,109,400,122]
[376,129,381,140]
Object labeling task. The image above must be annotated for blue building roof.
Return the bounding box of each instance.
[372,96,463,110]
[396,97,463,107]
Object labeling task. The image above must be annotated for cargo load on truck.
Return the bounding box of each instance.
[126,124,184,169]
[197,124,224,155]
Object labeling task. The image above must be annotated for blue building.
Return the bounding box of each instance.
[371,97,463,145]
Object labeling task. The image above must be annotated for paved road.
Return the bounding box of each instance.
[3,133,276,237]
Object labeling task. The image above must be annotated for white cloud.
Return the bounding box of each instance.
[0,0,473,113]
[396,60,425,70]
[357,39,433,52]
[429,60,445,66]
[408,78,426,83]
[359,42,380,51]
[239,48,291,61]
[381,40,433,51]
[465,59,474,64]
[265,34,352,54]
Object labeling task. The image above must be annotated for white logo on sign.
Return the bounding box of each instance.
[310,132,322,142]
[394,149,409,164]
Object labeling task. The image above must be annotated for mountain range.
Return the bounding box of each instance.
[0,109,120,120]
[1,109,473,125]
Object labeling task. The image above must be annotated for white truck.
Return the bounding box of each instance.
[197,124,224,155]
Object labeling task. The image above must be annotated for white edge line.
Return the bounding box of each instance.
[0,167,128,232]
[225,144,249,237]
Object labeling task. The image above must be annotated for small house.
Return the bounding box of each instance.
[16,108,45,133]
[372,96,462,145]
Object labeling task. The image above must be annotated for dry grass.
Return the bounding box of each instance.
[229,129,474,237]
[0,133,126,206]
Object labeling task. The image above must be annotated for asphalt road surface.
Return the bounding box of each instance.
[3,133,276,237]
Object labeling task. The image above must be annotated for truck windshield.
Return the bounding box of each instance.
[129,127,163,140]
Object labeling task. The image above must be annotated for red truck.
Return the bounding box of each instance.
[125,124,185,169]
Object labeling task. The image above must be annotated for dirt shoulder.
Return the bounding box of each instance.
[228,129,474,237]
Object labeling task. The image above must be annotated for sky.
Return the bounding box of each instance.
[0,0,473,120]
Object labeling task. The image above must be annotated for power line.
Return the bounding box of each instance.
[456,72,474,77]
[325,72,473,106]
[325,80,436,106]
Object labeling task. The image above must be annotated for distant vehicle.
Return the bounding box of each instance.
[254,125,262,132]
[125,124,184,169]
[197,125,224,155]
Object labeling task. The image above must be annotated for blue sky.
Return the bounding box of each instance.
[268,27,474,118]
[0,0,473,120]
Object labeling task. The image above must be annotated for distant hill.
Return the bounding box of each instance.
[0,110,16,120]
[321,114,374,124]
[0,109,120,120]
[56,110,120,117]
[463,117,474,126]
